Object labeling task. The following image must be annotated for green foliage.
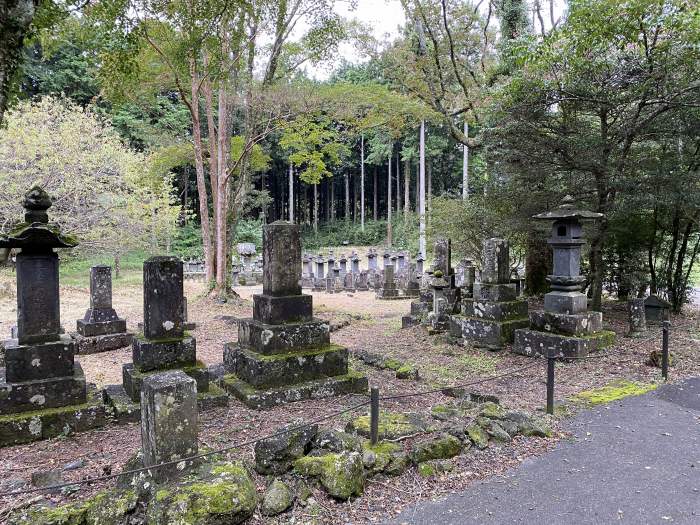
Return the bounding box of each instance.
[171,222,203,259]
[301,217,418,253]
[233,219,263,249]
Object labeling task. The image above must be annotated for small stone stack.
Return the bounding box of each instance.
[222,222,367,408]
[74,265,132,354]
[0,187,105,446]
[104,256,227,423]
[513,196,615,358]
[451,239,529,350]
[376,264,401,299]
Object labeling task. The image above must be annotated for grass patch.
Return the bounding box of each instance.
[60,251,148,287]
[572,379,657,406]
[382,319,402,335]
[457,353,499,374]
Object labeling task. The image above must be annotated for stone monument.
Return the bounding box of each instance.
[0,187,105,446]
[222,222,367,408]
[104,256,227,423]
[513,196,616,358]
[627,298,647,337]
[450,239,529,350]
[376,264,401,299]
[73,265,132,354]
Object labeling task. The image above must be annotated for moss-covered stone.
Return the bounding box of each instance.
[417,462,436,477]
[347,411,430,440]
[146,461,257,524]
[479,401,505,420]
[572,379,657,406]
[361,441,405,475]
[477,418,511,442]
[518,418,553,438]
[410,433,462,464]
[261,479,294,516]
[395,365,418,380]
[294,452,364,500]
[465,423,489,449]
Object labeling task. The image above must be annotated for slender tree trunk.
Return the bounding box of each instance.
[289,163,294,222]
[419,121,426,257]
[114,254,121,279]
[373,167,378,221]
[427,158,432,223]
[261,171,267,222]
[387,153,392,247]
[396,151,401,217]
[462,121,469,200]
[330,177,335,221]
[344,173,350,221]
[189,63,214,282]
[404,157,410,215]
[360,134,365,231]
[314,183,318,232]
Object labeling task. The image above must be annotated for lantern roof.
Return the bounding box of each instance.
[533,195,604,221]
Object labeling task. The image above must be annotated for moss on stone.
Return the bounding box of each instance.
[410,433,462,464]
[479,401,505,420]
[293,452,364,500]
[572,379,657,406]
[255,344,345,362]
[579,330,616,349]
[465,423,489,449]
[417,463,436,477]
[395,364,417,379]
[348,411,423,440]
[383,358,403,371]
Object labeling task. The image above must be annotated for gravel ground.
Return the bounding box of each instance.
[0,273,698,523]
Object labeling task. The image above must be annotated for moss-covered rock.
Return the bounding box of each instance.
[465,423,489,449]
[479,401,505,420]
[347,411,430,440]
[294,452,365,500]
[430,404,463,422]
[410,433,462,464]
[312,428,362,453]
[518,418,553,438]
[395,365,418,380]
[261,479,294,516]
[477,418,511,443]
[254,421,318,474]
[146,461,257,525]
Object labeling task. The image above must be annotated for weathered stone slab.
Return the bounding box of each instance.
[461,299,528,322]
[77,318,127,337]
[628,298,647,335]
[253,294,313,325]
[544,291,588,314]
[472,283,517,302]
[0,386,105,447]
[481,238,510,284]
[529,310,602,336]
[263,222,302,297]
[141,370,198,481]
[143,256,184,340]
[451,316,529,350]
[512,329,615,358]
[224,344,349,388]
[3,334,75,381]
[123,361,208,402]
[132,335,196,372]
[236,318,330,355]
[16,252,61,345]
[222,371,368,409]
[0,363,87,414]
[433,238,451,276]
[74,332,133,354]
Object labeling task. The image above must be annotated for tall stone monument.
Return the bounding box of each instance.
[376,264,401,299]
[0,187,105,446]
[104,256,227,423]
[450,238,529,350]
[513,196,615,358]
[222,221,367,408]
[73,265,133,354]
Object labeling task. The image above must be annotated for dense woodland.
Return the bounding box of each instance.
[0,0,698,311]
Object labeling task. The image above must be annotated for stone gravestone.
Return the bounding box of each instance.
[367,249,378,271]
[222,222,367,408]
[350,252,360,274]
[376,264,401,300]
[313,255,326,291]
[140,370,198,481]
[0,187,105,446]
[455,259,476,299]
[401,262,421,298]
[513,196,615,358]
[427,274,451,333]
[450,239,529,350]
[644,295,671,323]
[627,298,647,337]
[301,254,314,289]
[103,256,227,423]
[74,265,132,354]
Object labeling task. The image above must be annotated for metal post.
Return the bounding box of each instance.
[370,386,379,445]
[546,357,555,415]
[662,320,670,381]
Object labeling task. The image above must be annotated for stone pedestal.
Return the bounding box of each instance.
[222,222,367,409]
[627,298,647,337]
[104,257,226,423]
[74,265,132,354]
[141,370,198,481]
[513,196,615,358]
[0,187,105,447]
[450,239,528,350]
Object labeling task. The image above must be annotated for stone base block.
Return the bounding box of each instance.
[3,334,75,381]
[122,361,209,402]
[132,335,196,372]
[401,315,421,329]
[411,300,431,316]
[223,344,349,389]
[450,315,529,350]
[512,329,616,358]
[0,386,105,447]
[461,298,528,322]
[472,283,517,302]
[237,318,330,355]
[544,291,588,315]
[77,318,127,337]
[73,332,133,354]
[103,383,229,425]
[529,310,602,336]
[0,363,87,414]
[253,294,313,324]
[221,371,368,409]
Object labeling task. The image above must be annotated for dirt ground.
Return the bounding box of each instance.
[1,272,698,524]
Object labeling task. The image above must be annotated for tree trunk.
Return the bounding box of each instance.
[344,173,350,221]
[373,167,378,221]
[360,134,365,230]
[387,154,392,247]
[404,157,410,215]
[419,121,426,257]
[525,230,551,295]
[589,220,607,311]
[114,254,121,279]
[314,183,318,232]
[395,151,401,217]
[189,64,214,282]
[462,121,469,200]
[288,163,294,222]
[426,158,432,222]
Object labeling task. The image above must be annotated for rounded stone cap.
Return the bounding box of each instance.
[533,195,604,221]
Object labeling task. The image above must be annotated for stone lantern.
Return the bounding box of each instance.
[513,196,615,358]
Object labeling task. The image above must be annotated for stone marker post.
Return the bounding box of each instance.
[628,298,647,337]
[367,250,377,271]
[141,370,198,481]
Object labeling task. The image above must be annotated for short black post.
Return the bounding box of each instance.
[546,357,555,415]
[370,386,379,445]
[662,320,670,381]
